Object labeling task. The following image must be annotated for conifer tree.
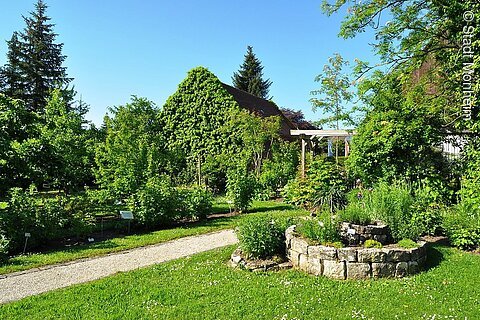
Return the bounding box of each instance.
[0,0,72,113]
[232,46,272,99]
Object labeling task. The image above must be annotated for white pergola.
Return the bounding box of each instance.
[290,129,356,178]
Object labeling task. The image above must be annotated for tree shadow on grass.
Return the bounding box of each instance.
[424,244,445,271]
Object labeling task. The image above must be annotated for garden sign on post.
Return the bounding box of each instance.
[120,211,134,234]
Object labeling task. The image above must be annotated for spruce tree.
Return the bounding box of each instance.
[0,0,72,113]
[232,46,272,99]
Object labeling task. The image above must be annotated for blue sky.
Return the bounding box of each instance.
[0,0,378,126]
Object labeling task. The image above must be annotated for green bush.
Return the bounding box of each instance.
[177,186,213,220]
[0,234,9,263]
[237,215,291,259]
[364,239,383,248]
[259,141,299,198]
[397,239,419,249]
[283,156,347,212]
[296,212,341,246]
[0,188,95,254]
[226,168,258,212]
[128,176,178,228]
[443,203,480,250]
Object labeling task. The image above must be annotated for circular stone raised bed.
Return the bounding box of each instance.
[286,225,427,280]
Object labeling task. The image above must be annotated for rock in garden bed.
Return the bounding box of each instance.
[229,248,292,272]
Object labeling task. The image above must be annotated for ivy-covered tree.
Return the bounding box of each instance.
[0,0,72,113]
[232,46,272,99]
[161,67,241,161]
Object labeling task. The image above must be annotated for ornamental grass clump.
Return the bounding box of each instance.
[237,215,291,259]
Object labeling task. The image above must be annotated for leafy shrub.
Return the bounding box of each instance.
[259,141,299,198]
[128,176,178,228]
[283,156,347,212]
[0,234,9,263]
[296,212,340,246]
[397,239,419,249]
[237,215,291,259]
[364,239,383,248]
[442,203,480,250]
[0,188,95,254]
[177,186,213,220]
[226,168,258,212]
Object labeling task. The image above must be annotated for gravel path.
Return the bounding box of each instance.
[0,229,238,304]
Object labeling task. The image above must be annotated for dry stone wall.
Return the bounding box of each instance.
[286,225,427,280]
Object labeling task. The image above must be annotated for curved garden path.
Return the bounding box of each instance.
[0,229,238,304]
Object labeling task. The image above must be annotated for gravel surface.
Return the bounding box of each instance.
[0,229,238,304]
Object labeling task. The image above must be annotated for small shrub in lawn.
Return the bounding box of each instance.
[397,239,419,249]
[237,215,290,259]
[128,176,178,228]
[226,168,258,212]
[364,239,383,248]
[177,186,213,220]
[296,212,340,245]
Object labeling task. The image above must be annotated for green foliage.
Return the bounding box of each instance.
[397,239,419,249]
[127,176,178,228]
[226,167,258,212]
[160,67,240,162]
[236,215,289,259]
[362,182,421,241]
[0,188,95,254]
[346,72,449,189]
[364,239,382,249]
[40,89,93,191]
[258,141,299,198]
[128,176,215,229]
[232,45,272,99]
[338,200,372,225]
[0,234,9,263]
[443,203,480,250]
[310,53,353,131]
[177,186,213,220]
[296,213,340,245]
[283,156,347,211]
[95,97,169,198]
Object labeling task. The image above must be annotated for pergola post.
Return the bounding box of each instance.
[301,135,306,179]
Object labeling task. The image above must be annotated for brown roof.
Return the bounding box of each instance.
[221,83,295,139]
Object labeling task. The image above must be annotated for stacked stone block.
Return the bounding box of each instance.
[286,225,427,280]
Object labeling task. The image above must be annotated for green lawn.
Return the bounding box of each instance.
[1,244,478,319]
[0,199,305,275]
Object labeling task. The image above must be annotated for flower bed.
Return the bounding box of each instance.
[286,225,427,279]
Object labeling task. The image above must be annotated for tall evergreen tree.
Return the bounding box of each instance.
[232,46,272,99]
[0,0,72,113]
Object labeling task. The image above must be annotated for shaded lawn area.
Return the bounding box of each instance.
[1,245,479,319]
[0,200,305,275]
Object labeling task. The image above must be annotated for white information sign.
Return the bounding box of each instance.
[347,228,356,235]
[120,211,134,220]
